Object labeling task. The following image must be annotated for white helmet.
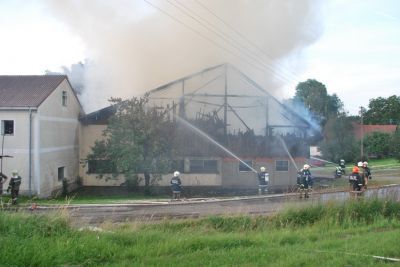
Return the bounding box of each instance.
[260,166,266,172]
[363,161,368,166]
[173,171,180,177]
[357,161,363,167]
[303,164,310,170]
[12,170,18,176]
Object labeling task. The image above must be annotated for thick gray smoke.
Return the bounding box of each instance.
[45,0,325,112]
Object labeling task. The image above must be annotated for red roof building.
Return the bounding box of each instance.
[352,123,397,139]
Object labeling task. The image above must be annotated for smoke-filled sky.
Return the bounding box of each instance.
[0,0,399,115]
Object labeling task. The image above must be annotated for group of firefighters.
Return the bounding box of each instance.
[169,163,316,200]
[169,159,372,200]
[349,161,372,192]
[1,162,372,203]
[0,170,22,205]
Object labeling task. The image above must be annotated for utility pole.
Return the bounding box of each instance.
[360,106,364,159]
[223,64,228,139]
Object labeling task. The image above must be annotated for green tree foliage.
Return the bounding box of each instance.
[319,115,358,162]
[363,95,400,125]
[391,128,400,160]
[294,79,343,126]
[86,95,175,194]
[363,132,392,159]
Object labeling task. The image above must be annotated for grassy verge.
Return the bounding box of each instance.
[1,198,400,266]
[0,193,170,206]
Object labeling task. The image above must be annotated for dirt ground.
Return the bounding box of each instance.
[28,184,400,226]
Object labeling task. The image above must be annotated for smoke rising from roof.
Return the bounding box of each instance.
[45,0,325,112]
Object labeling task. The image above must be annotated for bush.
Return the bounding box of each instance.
[363,132,391,158]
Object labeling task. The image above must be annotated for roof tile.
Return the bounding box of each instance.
[0,75,66,108]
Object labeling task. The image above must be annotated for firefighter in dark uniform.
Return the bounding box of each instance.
[357,161,366,191]
[298,164,313,198]
[7,170,22,205]
[362,161,371,189]
[349,164,361,191]
[170,171,182,201]
[258,166,269,195]
[339,159,346,174]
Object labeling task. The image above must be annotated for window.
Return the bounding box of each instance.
[87,160,115,174]
[275,160,289,171]
[170,160,184,172]
[58,167,65,181]
[62,91,67,106]
[189,159,218,173]
[239,160,253,172]
[1,120,14,135]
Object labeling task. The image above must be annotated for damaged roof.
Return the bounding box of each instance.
[0,75,67,108]
[79,104,117,125]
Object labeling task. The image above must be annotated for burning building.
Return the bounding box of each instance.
[80,64,311,193]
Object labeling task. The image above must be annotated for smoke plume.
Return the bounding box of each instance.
[45,0,325,112]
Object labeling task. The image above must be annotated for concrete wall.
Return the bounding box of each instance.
[221,157,305,189]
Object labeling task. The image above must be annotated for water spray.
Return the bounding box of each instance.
[276,136,298,171]
[175,115,258,173]
[309,156,338,166]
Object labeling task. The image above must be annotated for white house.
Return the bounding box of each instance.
[0,75,83,197]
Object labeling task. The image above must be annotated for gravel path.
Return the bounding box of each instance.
[28,184,400,226]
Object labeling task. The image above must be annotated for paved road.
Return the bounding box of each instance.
[29,184,400,226]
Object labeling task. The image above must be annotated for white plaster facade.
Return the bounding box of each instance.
[0,79,82,197]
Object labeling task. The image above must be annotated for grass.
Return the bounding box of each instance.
[1,198,400,266]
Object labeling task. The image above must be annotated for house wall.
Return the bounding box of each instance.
[0,110,33,195]
[79,123,304,190]
[35,80,82,197]
[221,157,304,190]
[79,124,113,186]
[80,126,224,186]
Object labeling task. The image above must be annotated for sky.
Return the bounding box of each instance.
[0,0,399,115]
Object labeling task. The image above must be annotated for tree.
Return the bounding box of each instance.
[391,127,400,161]
[319,115,358,163]
[363,132,391,158]
[363,95,400,125]
[294,79,343,126]
[86,95,175,194]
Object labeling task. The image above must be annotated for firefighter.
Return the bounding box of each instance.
[298,164,313,198]
[358,161,366,191]
[258,166,269,195]
[339,159,346,174]
[335,165,343,178]
[362,161,372,189]
[349,164,361,191]
[170,171,182,201]
[7,170,22,205]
